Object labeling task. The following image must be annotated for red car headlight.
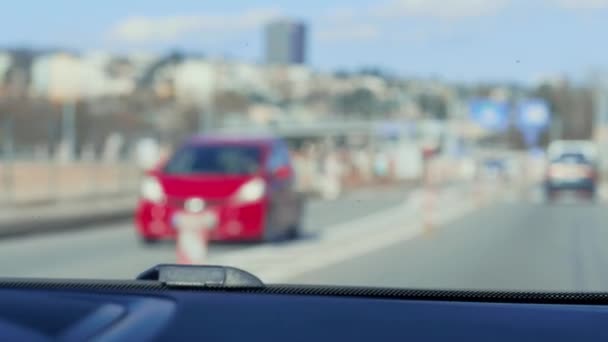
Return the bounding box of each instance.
[234,178,266,205]
[140,176,165,204]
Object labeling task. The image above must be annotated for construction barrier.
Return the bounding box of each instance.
[174,206,217,265]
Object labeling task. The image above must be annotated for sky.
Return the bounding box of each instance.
[4,0,608,83]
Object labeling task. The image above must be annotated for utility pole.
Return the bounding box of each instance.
[2,115,14,204]
[549,115,562,142]
[199,103,214,134]
[61,101,76,160]
[199,59,222,134]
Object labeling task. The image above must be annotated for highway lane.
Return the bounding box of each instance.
[0,186,409,279]
[292,198,608,291]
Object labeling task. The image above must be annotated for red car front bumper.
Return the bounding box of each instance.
[135,199,268,241]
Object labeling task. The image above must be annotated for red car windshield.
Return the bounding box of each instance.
[164,145,263,176]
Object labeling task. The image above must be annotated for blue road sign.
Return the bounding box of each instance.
[517,100,550,130]
[516,99,550,149]
[469,100,509,132]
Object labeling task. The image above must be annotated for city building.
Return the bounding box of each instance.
[30,52,134,100]
[30,53,82,102]
[4,49,36,97]
[173,60,216,105]
[265,19,307,65]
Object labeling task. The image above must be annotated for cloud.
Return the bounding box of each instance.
[324,7,359,21]
[318,0,508,43]
[109,16,200,42]
[108,9,281,43]
[319,7,381,43]
[318,25,381,42]
[552,0,608,9]
[375,0,508,19]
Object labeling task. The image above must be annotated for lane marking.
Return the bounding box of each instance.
[571,221,586,291]
[210,185,482,283]
[262,201,476,282]
[210,189,428,265]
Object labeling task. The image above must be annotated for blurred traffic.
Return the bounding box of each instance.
[544,140,599,202]
[136,135,304,243]
[1,1,608,291]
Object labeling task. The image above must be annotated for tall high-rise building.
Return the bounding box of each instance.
[265,19,307,65]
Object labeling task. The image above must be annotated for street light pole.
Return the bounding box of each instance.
[199,59,222,134]
[2,115,14,204]
[62,101,76,160]
[199,104,213,134]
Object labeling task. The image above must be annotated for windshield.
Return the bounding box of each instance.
[551,153,592,165]
[3,0,608,293]
[164,145,262,175]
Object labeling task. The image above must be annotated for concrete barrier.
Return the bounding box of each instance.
[0,161,140,205]
[0,196,135,239]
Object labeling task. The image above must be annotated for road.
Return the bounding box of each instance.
[293,198,608,291]
[0,186,408,279]
[2,182,607,292]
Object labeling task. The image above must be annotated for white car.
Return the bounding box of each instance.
[545,140,599,201]
[547,140,597,162]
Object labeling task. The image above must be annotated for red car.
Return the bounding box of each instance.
[135,135,304,243]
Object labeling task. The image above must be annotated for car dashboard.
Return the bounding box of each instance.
[0,266,607,341]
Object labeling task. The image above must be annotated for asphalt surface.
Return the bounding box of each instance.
[293,197,608,291]
[4,182,608,292]
[0,186,408,279]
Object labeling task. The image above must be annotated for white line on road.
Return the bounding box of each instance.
[210,185,479,283]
